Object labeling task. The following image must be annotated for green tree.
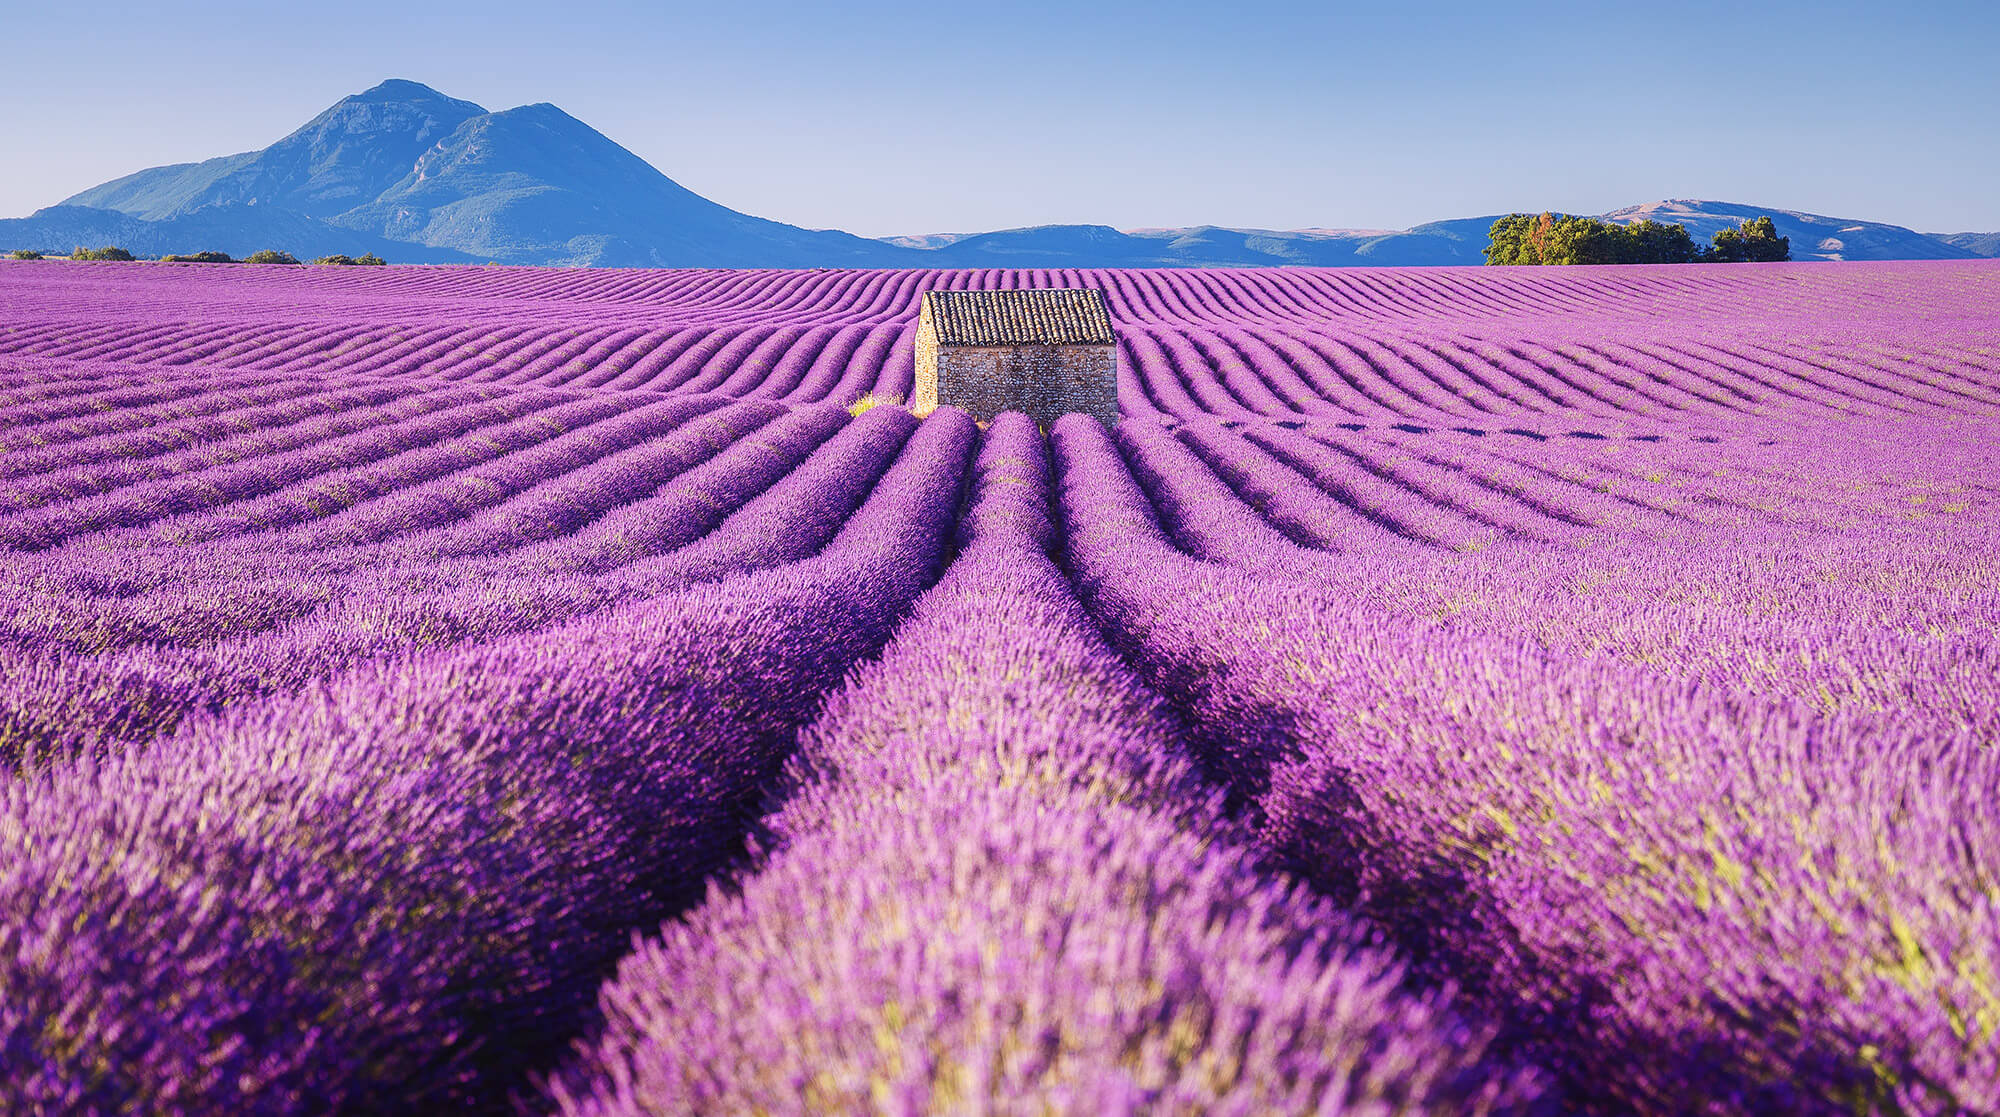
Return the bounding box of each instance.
[160,251,237,264]
[1488,213,1712,266]
[1707,216,1790,262]
[1624,220,1701,264]
[8,249,43,260]
[355,252,386,266]
[70,245,135,262]
[1563,218,1631,265]
[1484,214,1543,265]
[244,249,301,265]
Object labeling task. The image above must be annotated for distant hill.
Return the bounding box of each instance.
[5,80,1988,268]
[1598,199,1977,263]
[907,220,1497,268]
[0,203,474,263]
[1933,231,2000,257]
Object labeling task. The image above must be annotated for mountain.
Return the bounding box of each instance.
[65,80,489,221]
[5,80,1989,268]
[881,218,1498,268]
[1933,231,2000,257]
[1598,199,1977,263]
[38,79,914,268]
[328,101,912,267]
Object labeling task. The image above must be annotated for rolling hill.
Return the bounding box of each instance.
[1599,199,1978,263]
[1934,231,2000,257]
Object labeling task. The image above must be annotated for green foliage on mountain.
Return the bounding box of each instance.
[1486,213,1789,265]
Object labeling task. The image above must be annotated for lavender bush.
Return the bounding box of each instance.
[550,414,1540,1115]
[0,257,1995,1115]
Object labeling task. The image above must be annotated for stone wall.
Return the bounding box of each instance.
[912,316,942,413]
[915,341,1118,427]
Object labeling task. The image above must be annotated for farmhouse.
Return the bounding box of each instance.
[913,289,1118,427]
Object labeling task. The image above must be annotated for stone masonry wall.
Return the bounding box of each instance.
[925,343,1118,427]
[912,317,941,413]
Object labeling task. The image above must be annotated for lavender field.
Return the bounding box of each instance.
[2,257,1996,1115]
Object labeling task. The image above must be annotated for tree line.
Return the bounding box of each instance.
[1484,214,1790,265]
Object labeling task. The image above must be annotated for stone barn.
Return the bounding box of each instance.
[912,289,1118,427]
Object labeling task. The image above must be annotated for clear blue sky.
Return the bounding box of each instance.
[3,0,1995,235]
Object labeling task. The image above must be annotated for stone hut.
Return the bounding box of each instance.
[912,289,1118,427]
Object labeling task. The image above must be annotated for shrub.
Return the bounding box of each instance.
[1707,216,1791,262]
[8,249,43,260]
[312,253,389,266]
[69,245,135,262]
[244,250,302,265]
[356,253,386,266]
[159,251,237,264]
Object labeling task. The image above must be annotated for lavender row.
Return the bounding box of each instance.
[0,409,976,1113]
[12,256,1996,330]
[0,403,852,660]
[0,407,939,766]
[550,413,1538,1115]
[0,377,429,515]
[1131,416,1999,732]
[0,373,342,478]
[7,263,1998,427]
[0,383,546,545]
[114,392,714,548]
[1052,413,2000,1114]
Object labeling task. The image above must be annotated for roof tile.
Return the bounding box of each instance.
[921,289,1115,347]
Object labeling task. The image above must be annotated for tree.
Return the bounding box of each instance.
[244,250,302,265]
[1487,212,1769,265]
[1707,216,1790,263]
[160,251,237,264]
[1485,213,1672,265]
[70,245,134,262]
[355,253,386,266]
[1624,220,1701,264]
[1564,218,1630,265]
[8,249,43,260]
[1484,214,1543,265]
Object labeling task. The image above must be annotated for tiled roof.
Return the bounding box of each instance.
[921,289,1115,347]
